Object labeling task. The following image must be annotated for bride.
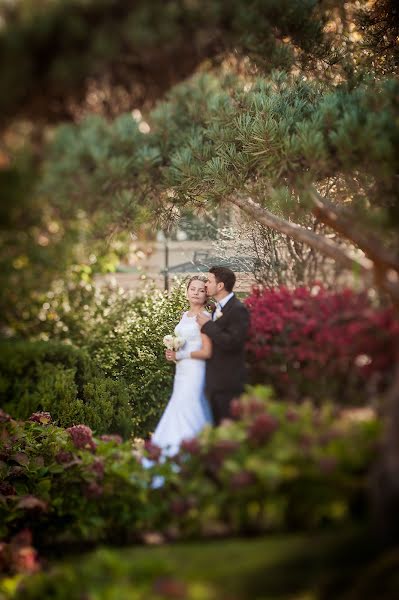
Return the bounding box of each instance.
[149,276,213,456]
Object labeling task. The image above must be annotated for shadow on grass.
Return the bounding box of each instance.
[5,526,399,600]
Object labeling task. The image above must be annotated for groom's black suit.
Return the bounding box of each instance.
[201,295,250,425]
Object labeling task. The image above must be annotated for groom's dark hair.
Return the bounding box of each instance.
[209,266,236,292]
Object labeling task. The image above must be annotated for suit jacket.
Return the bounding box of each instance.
[201,295,250,395]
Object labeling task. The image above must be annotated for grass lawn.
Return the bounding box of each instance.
[1,526,398,600]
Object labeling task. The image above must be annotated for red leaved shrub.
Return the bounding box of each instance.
[245,285,399,404]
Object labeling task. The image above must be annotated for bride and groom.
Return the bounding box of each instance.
[150,265,250,456]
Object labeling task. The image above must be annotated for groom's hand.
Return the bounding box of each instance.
[196,313,211,328]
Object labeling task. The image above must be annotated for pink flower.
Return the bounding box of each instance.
[248,397,266,416]
[144,440,162,462]
[230,399,243,418]
[180,438,201,455]
[0,409,12,423]
[286,409,298,422]
[55,450,74,464]
[84,481,103,499]
[89,457,105,480]
[247,414,278,445]
[67,425,96,451]
[29,412,52,425]
[230,470,256,489]
[99,434,123,445]
[12,546,40,574]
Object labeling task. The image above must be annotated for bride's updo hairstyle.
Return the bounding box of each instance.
[186,275,208,304]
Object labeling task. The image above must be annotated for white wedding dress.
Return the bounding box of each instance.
[151,311,213,456]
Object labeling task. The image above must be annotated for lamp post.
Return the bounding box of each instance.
[157,229,169,292]
[164,232,169,292]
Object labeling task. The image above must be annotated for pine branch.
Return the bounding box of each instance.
[229,193,399,304]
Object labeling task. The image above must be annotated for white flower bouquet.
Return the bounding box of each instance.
[163,334,186,363]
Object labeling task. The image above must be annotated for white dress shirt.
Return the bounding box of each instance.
[217,292,234,310]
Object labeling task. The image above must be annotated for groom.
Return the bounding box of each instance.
[196,266,250,425]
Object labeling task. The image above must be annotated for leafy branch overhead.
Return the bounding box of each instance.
[43,70,399,301]
[0,0,326,124]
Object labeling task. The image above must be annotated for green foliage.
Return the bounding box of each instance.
[0,341,133,438]
[87,284,188,437]
[0,415,149,548]
[0,144,131,338]
[41,115,155,223]
[0,387,379,558]
[43,71,399,245]
[150,387,379,536]
[1,279,189,438]
[2,529,391,600]
[0,0,326,122]
[8,279,130,342]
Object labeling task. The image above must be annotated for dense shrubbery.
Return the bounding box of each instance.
[0,341,133,438]
[1,281,187,437]
[245,286,399,405]
[23,279,187,437]
[0,388,379,576]
[3,280,396,444]
[151,387,379,536]
[86,284,187,436]
[0,409,150,562]
[9,280,133,344]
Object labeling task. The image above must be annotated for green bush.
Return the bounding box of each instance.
[7,279,188,437]
[148,387,380,536]
[87,283,187,437]
[0,341,133,438]
[0,412,150,553]
[0,386,379,566]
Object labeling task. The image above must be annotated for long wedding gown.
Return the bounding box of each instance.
[151,311,213,456]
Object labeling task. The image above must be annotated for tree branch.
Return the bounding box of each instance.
[309,188,399,274]
[228,193,399,305]
[228,193,374,274]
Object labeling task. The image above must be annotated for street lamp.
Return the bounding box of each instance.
[157,230,169,292]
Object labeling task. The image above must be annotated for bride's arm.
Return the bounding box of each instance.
[190,334,212,359]
[166,335,212,361]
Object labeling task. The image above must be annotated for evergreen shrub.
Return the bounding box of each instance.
[87,284,187,437]
[2,280,188,438]
[0,341,133,438]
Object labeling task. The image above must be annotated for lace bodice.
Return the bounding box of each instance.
[174,311,210,355]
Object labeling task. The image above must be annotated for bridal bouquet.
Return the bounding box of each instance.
[163,334,186,352]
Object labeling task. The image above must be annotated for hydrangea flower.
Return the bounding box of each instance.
[99,434,123,445]
[29,412,52,425]
[84,481,103,499]
[89,457,105,480]
[67,425,96,451]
